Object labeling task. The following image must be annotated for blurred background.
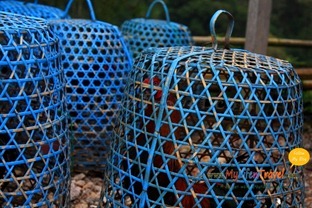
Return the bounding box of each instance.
[38,0,312,68]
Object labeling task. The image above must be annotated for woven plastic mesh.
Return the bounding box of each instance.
[0,12,69,207]
[48,19,132,170]
[101,45,304,208]
[0,1,68,20]
[121,0,193,59]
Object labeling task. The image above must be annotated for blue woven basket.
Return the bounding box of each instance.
[49,0,132,171]
[0,0,68,19]
[0,12,69,207]
[121,0,193,59]
[102,10,304,208]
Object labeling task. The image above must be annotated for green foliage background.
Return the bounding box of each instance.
[38,0,311,67]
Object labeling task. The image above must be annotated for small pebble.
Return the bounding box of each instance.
[70,171,103,207]
[73,173,86,181]
[75,180,86,187]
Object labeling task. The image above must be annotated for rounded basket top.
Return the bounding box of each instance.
[122,0,190,31]
[125,17,189,28]
[132,9,297,77]
[0,1,67,19]
[137,46,295,75]
[0,11,47,32]
[49,0,118,30]
[48,18,117,30]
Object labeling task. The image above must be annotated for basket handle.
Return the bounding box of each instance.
[210,10,234,50]
[145,0,170,23]
[63,0,96,21]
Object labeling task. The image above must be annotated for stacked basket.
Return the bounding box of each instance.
[121,0,193,59]
[102,10,304,208]
[48,0,132,170]
[0,12,69,207]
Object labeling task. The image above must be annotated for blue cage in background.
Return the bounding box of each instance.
[0,0,68,19]
[121,0,193,59]
[0,12,69,207]
[101,10,304,208]
[48,0,132,171]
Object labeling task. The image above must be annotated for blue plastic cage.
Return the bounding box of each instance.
[121,0,193,59]
[101,10,304,208]
[0,12,69,207]
[0,0,68,20]
[48,0,132,171]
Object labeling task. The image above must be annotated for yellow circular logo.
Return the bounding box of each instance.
[289,148,310,167]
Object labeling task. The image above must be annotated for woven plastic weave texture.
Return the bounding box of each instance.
[49,18,132,170]
[121,0,193,59]
[102,9,304,207]
[0,1,67,19]
[0,12,69,207]
[102,45,304,208]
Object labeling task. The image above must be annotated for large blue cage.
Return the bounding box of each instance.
[0,12,69,207]
[101,10,304,208]
[121,0,193,59]
[49,0,132,170]
[0,0,67,20]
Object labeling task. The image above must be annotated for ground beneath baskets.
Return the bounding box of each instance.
[70,170,104,208]
[70,120,312,207]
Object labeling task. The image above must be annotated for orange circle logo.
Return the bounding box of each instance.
[289,148,310,167]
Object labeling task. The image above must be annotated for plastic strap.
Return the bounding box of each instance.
[210,10,234,50]
[145,0,170,23]
[63,0,96,21]
[139,51,213,207]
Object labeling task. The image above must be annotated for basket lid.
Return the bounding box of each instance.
[135,9,298,78]
[122,0,191,32]
[49,0,119,31]
[0,1,67,19]
[0,11,48,33]
[121,0,193,58]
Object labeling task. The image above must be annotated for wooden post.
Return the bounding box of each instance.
[245,0,272,54]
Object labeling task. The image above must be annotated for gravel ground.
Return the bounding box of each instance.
[70,170,104,208]
[70,120,312,207]
[302,121,312,207]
